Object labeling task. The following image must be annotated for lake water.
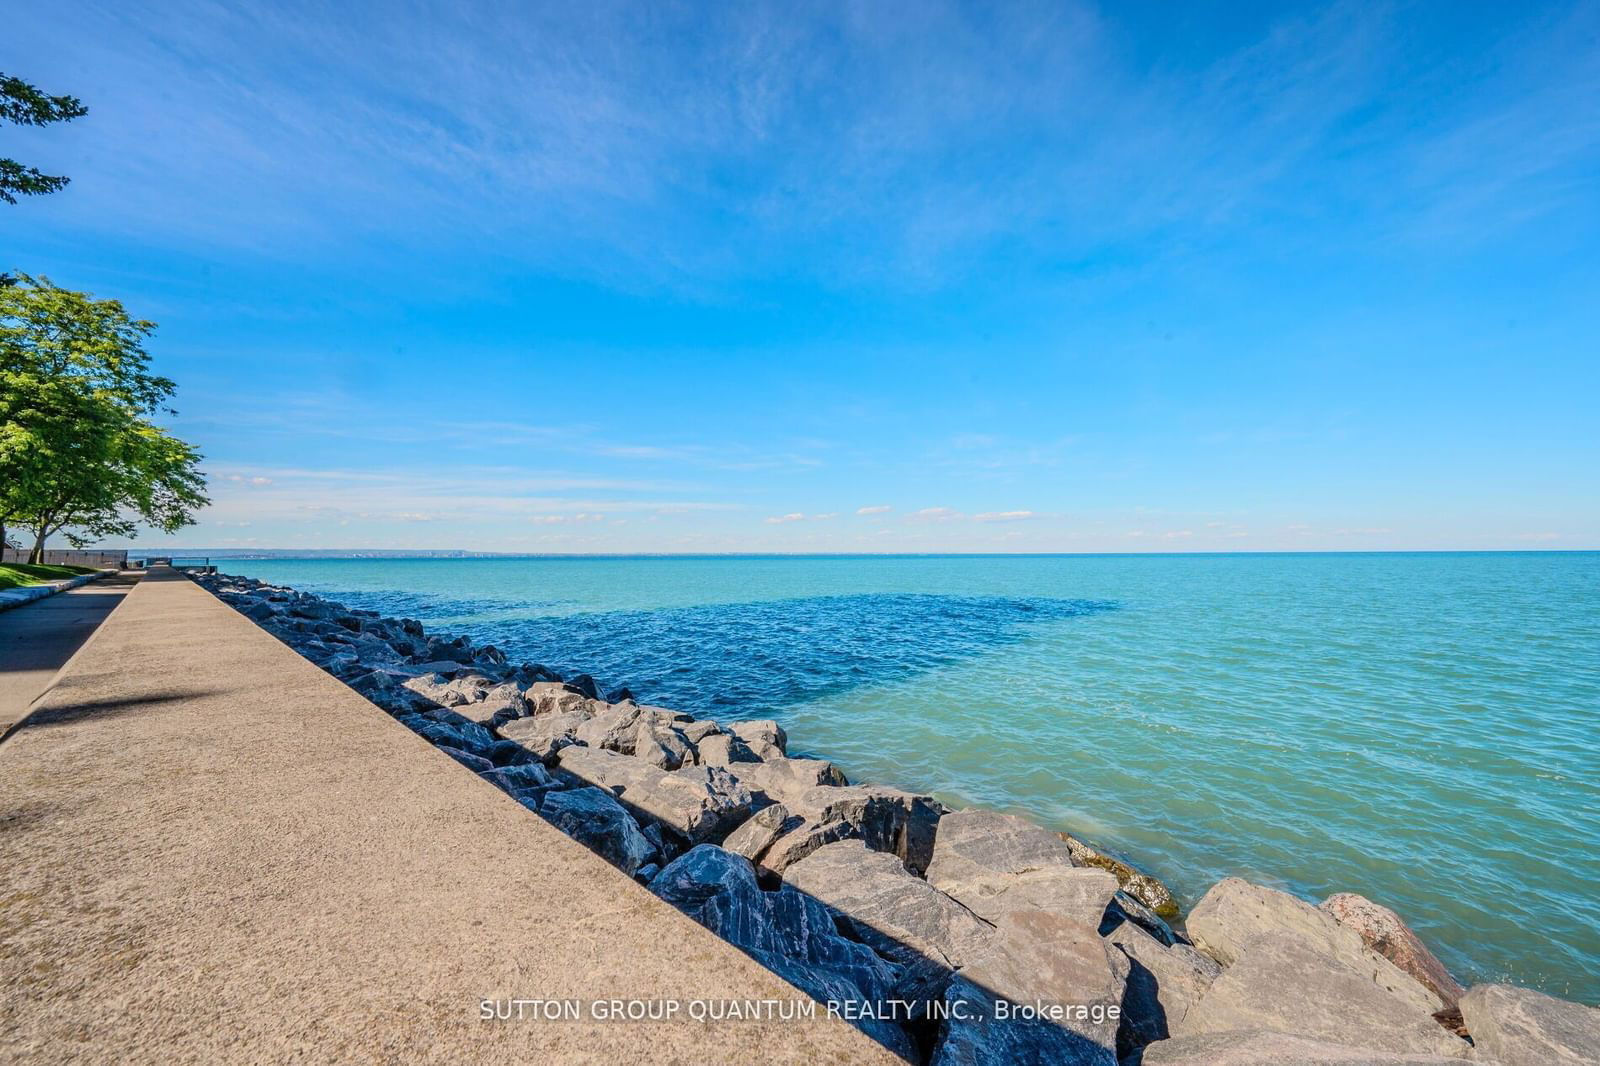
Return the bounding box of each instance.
[219,552,1600,1002]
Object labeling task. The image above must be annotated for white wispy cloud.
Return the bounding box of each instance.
[974,510,1036,522]
[856,505,892,515]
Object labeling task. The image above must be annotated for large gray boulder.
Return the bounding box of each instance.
[524,681,594,716]
[1458,984,1600,1066]
[496,708,589,763]
[696,732,762,766]
[783,840,994,971]
[539,787,656,876]
[1107,918,1222,1055]
[936,865,1119,926]
[572,701,645,754]
[728,719,787,759]
[755,817,858,876]
[725,756,849,807]
[631,716,696,770]
[1186,879,1444,1016]
[555,746,756,846]
[721,803,798,861]
[456,681,527,727]
[1131,1029,1478,1064]
[790,785,944,875]
[931,909,1127,1066]
[1176,932,1467,1057]
[926,809,1079,884]
[401,671,469,707]
[1320,893,1464,1008]
[926,809,1116,925]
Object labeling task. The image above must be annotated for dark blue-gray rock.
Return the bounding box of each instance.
[765,883,902,1003]
[479,762,553,792]
[1458,983,1600,1066]
[649,846,915,1060]
[509,785,554,812]
[540,786,656,876]
[649,844,773,950]
[566,673,600,699]
[784,840,994,971]
[483,739,538,767]
[240,600,279,622]
[397,709,499,757]
[603,685,635,703]
[436,745,495,773]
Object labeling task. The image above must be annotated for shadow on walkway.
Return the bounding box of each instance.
[0,571,141,733]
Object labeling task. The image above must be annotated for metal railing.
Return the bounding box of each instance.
[1,547,128,568]
[136,556,216,573]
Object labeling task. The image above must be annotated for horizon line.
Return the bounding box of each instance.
[107,547,1599,558]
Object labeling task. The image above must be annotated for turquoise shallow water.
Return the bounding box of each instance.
[221,552,1600,1002]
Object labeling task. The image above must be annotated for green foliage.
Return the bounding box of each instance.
[1,72,87,204]
[0,274,209,559]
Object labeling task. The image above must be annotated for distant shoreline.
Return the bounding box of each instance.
[110,548,1600,561]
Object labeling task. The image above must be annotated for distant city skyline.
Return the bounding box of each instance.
[9,1,1598,553]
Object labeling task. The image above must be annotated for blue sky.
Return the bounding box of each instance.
[7,0,1598,552]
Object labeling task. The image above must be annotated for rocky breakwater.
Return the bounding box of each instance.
[197,572,1600,1066]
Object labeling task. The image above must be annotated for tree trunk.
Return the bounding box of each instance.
[30,528,46,565]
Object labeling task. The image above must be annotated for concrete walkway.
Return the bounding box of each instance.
[0,571,140,735]
[0,568,897,1065]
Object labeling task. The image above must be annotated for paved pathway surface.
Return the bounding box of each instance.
[0,571,140,735]
[0,568,897,1065]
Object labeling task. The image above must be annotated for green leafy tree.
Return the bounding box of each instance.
[0,274,209,561]
[1,72,87,204]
